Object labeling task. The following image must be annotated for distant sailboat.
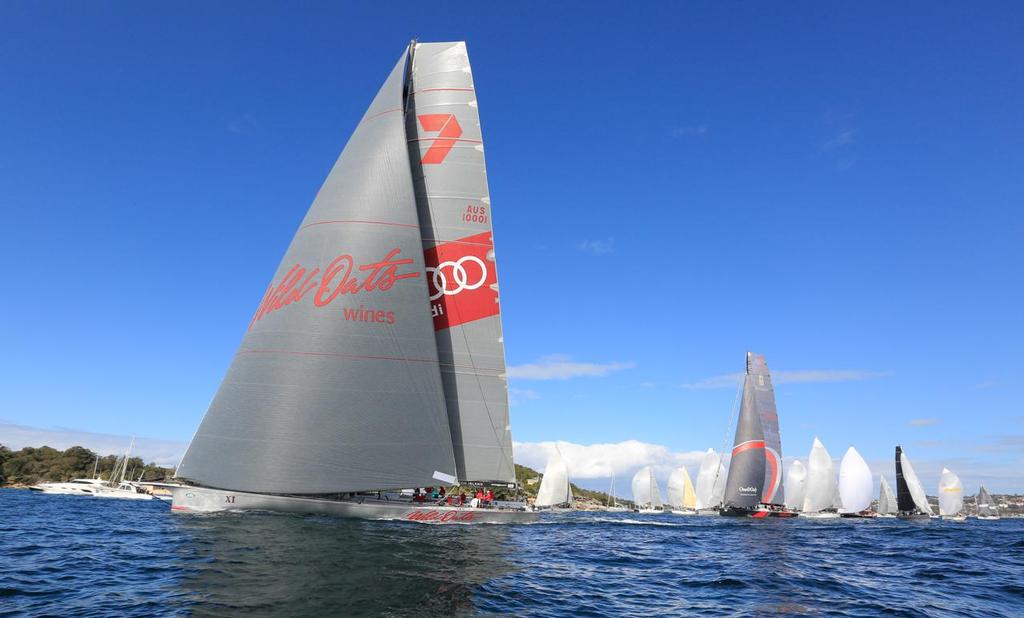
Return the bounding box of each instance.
[535,455,573,511]
[721,353,795,518]
[937,467,965,521]
[631,466,663,513]
[975,486,1000,520]
[801,438,839,519]
[694,448,726,515]
[876,475,898,517]
[605,475,627,512]
[168,41,535,524]
[666,467,697,515]
[784,460,807,512]
[895,445,933,519]
[838,447,874,517]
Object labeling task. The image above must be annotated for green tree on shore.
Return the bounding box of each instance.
[0,444,174,486]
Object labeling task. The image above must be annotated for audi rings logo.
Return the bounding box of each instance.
[427,256,488,301]
[424,231,499,330]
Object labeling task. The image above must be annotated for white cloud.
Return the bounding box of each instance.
[909,418,941,427]
[513,439,706,479]
[680,372,743,390]
[681,369,889,389]
[0,422,186,467]
[823,129,857,150]
[669,125,709,138]
[576,238,614,255]
[226,112,256,134]
[508,387,540,405]
[508,355,635,381]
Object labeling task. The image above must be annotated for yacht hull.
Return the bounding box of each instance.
[720,506,798,518]
[169,486,537,524]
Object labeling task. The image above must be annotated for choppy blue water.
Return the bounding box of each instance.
[1,489,1022,616]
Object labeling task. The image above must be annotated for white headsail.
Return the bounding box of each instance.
[878,475,897,515]
[937,467,964,517]
[667,467,697,509]
[838,447,873,513]
[898,449,933,515]
[802,438,837,513]
[784,460,807,511]
[694,448,726,509]
[535,455,573,508]
[632,466,663,508]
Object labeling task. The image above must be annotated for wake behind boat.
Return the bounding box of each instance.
[169,41,535,524]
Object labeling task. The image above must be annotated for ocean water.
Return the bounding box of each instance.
[1,489,1021,617]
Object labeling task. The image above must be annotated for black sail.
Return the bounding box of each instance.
[894,445,915,513]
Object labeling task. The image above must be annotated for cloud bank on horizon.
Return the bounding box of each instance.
[4,422,1019,494]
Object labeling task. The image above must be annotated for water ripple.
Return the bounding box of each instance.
[1,490,1022,616]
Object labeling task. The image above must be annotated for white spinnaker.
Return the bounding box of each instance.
[632,466,663,508]
[694,448,726,509]
[784,460,807,511]
[802,438,836,513]
[838,447,873,513]
[667,467,696,509]
[937,467,964,516]
[878,475,897,514]
[535,457,573,507]
[899,451,933,514]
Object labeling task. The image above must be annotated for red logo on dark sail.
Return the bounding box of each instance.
[424,232,499,330]
[417,114,463,164]
[249,248,419,329]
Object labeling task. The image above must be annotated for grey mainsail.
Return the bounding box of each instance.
[747,353,785,503]
[977,486,998,517]
[878,475,897,515]
[176,50,459,495]
[405,42,514,484]
[723,352,784,508]
[723,357,766,509]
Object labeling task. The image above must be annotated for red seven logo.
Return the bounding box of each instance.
[417,114,463,165]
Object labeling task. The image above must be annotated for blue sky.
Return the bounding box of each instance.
[1,3,1021,492]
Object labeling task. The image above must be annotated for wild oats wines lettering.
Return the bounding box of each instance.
[249,248,418,329]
